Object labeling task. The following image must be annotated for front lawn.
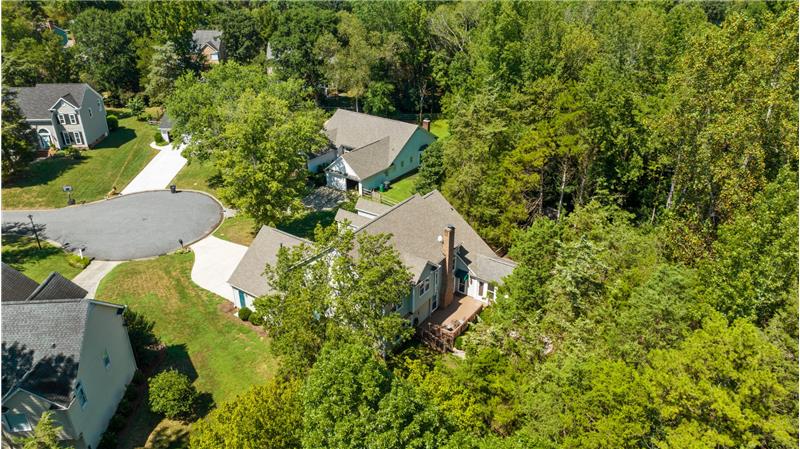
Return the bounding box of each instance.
[213,215,257,246]
[171,159,224,202]
[1,234,84,282]
[381,172,418,204]
[97,252,278,448]
[1,116,158,209]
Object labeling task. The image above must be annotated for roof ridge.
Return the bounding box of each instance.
[24,272,58,301]
[346,136,391,154]
[5,297,84,306]
[260,225,312,244]
[335,109,420,130]
[354,193,421,234]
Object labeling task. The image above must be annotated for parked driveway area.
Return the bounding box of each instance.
[2,191,222,260]
[121,142,187,194]
[190,235,248,300]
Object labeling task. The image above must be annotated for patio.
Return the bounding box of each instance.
[419,294,484,352]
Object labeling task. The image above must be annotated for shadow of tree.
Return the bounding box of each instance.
[1,233,59,271]
[278,210,336,240]
[1,342,79,405]
[93,127,136,150]
[1,342,35,392]
[3,157,84,188]
[146,423,190,449]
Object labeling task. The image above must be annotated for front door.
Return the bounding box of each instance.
[238,290,247,308]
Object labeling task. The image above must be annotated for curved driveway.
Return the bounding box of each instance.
[2,191,222,261]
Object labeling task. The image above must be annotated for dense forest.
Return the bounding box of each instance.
[2,1,798,448]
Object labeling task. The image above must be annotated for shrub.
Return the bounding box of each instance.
[148,369,197,420]
[66,253,90,268]
[63,145,82,159]
[126,96,145,119]
[154,131,166,145]
[106,114,119,131]
[238,307,252,321]
[123,309,159,367]
[249,313,264,326]
[98,431,117,449]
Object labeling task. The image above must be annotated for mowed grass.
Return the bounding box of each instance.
[430,119,450,139]
[213,215,257,246]
[97,252,278,403]
[171,159,225,204]
[1,116,158,209]
[382,172,419,204]
[1,234,83,282]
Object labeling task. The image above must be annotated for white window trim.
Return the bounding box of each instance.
[58,113,66,124]
[68,114,77,125]
[76,382,88,409]
[72,132,83,145]
[62,131,72,145]
[4,413,32,433]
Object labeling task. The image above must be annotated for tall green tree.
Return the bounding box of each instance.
[73,8,140,95]
[145,42,185,105]
[219,8,266,64]
[2,90,38,179]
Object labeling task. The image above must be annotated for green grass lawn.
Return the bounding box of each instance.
[171,159,225,203]
[278,210,336,240]
[213,215,257,246]
[381,172,419,204]
[430,119,450,139]
[1,234,83,282]
[97,252,278,449]
[1,116,158,209]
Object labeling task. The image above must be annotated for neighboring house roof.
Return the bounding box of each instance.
[159,113,173,131]
[7,84,91,120]
[355,190,499,279]
[1,298,96,406]
[227,226,310,297]
[335,209,371,229]
[1,263,40,302]
[466,254,517,284]
[324,109,431,180]
[193,29,222,51]
[1,264,87,303]
[354,198,391,217]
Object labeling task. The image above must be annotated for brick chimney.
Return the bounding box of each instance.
[422,118,431,132]
[442,225,455,308]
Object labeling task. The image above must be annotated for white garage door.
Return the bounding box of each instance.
[326,172,347,190]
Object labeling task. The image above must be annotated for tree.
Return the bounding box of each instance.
[270,4,337,92]
[148,369,198,420]
[362,81,396,116]
[255,224,413,373]
[145,42,185,105]
[15,411,63,449]
[190,378,302,449]
[2,90,38,179]
[214,86,327,226]
[73,8,140,95]
[219,8,266,63]
[126,96,145,118]
[415,139,445,194]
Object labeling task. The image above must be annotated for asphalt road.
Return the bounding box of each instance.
[2,191,223,261]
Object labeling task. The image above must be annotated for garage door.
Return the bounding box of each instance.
[326,172,347,190]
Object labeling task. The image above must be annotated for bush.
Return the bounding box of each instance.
[97,431,117,449]
[154,131,166,145]
[123,309,159,367]
[63,145,82,159]
[249,313,264,326]
[148,369,197,420]
[107,114,119,131]
[66,253,90,268]
[238,307,252,321]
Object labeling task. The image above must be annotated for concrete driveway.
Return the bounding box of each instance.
[121,142,187,194]
[190,235,248,301]
[2,191,222,260]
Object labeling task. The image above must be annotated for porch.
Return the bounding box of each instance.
[418,294,484,352]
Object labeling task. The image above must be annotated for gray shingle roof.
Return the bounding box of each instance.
[1,299,89,406]
[227,226,310,297]
[2,263,39,302]
[193,29,221,51]
[355,198,391,217]
[335,209,371,229]
[355,190,498,279]
[27,272,88,302]
[467,254,517,283]
[7,84,90,120]
[324,109,429,179]
[159,112,173,130]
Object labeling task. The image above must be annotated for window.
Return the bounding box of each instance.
[68,114,77,125]
[4,413,32,432]
[88,108,93,117]
[479,281,486,297]
[487,283,496,300]
[210,53,219,61]
[58,114,66,124]
[62,131,72,145]
[417,277,430,296]
[409,156,413,164]
[75,381,88,408]
[103,349,111,369]
[72,132,83,145]
[400,160,405,168]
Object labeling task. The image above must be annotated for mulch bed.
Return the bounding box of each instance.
[218,301,269,337]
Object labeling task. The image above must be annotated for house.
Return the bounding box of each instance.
[227,227,310,309]
[7,83,109,152]
[193,30,224,64]
[322,109,436,195]
[1,264,137,449]
[158,113,173,144]
[226,191,516,350]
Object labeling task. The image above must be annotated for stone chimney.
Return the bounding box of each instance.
[422,118,431,132]
[442,225,455,308]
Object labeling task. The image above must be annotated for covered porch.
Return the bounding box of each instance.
[418,294,484,352]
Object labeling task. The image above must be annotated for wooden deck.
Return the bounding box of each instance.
[419,294,484,352]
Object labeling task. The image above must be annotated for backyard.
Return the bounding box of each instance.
[1,234,84,282]
[380,172,419,204]
[1,116,158,209]
[97,252,278,448]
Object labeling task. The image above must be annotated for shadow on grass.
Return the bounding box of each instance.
[1,232,58,271]
[278,209,336,240]
[3,157,84,188]
[93,127,136,150]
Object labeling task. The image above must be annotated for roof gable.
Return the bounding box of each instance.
[7,84,91,120]
[2,263,40,302]
[227,226,310,297]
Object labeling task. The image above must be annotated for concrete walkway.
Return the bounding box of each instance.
[121,142,187,195]
[73,260,122,298]
[190,235,248,301]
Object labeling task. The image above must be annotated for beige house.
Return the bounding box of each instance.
[193,29,224,65]
[1,264,136,449]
